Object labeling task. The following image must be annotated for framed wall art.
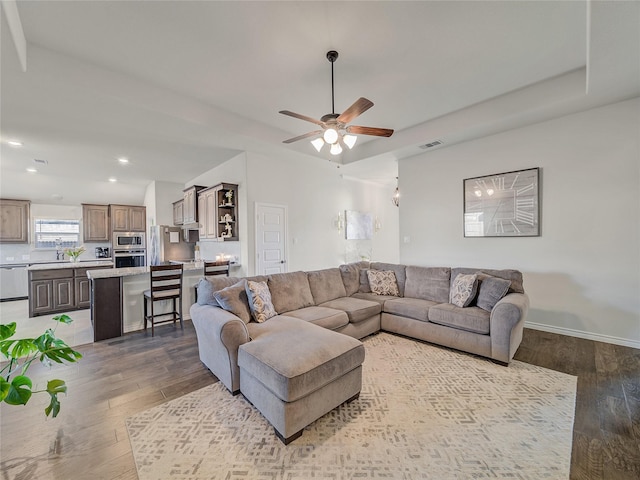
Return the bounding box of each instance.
[463,167,540,237]
[345,210,373,240]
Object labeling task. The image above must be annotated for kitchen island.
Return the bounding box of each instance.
[87,262,205,341]
[27,260,114,317]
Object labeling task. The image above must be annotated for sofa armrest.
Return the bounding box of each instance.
[489,293,530,364]
[190,303,250,393]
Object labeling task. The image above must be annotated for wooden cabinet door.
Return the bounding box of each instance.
[83,204,109,242]
[75,277,91,309]
[173,200,184,226]
[0,199,30,243]
[197,194,206,237]
[129,207,146,232]
[183,189,195,224]
[53,278,74,310]
[111,205,130,231]
[29,280,53,316]
[205,190,217,239]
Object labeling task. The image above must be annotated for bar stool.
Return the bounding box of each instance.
[204,260,230,277]
[143,264,183,337]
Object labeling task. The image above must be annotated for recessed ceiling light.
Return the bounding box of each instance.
[108,177,117,182]
[51,194,63,200]
[8,140,23,147]
[26,167,37,173]
[118,157,129,164]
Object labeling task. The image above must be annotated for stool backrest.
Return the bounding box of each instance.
[204,260,230,277]
[149,264,183,298]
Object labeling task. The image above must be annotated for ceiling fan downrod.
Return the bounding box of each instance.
[327,50,338,116]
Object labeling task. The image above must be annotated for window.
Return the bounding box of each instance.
[34,219,80,249]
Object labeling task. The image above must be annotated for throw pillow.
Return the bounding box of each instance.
[366,270,400,296]
[196,278,218,306]
[246,280,277,323]
[213,280,252,324]
[476,274,512,311]
[449,273,478,308]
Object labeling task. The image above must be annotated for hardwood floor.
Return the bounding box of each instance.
[1,324,638,479]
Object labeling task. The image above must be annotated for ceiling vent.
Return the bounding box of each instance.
[34,159,48,165]
[419,140,443,150]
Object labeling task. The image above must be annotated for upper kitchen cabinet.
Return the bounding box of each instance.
[197,183,238,241]
[110,205,146,232]
[82,204,110,242]
[182,185,206,225]
[0,199,30,243]
[172,199,184,226]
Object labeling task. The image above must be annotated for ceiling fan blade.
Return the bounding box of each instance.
[346,125,394,137]
[282,130,323,144]
[337,97,374,124]
[279,110,324,126]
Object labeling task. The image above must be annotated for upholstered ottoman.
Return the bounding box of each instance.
[238,316,365,444]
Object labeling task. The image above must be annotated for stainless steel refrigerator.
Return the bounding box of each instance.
[148,225,196,265]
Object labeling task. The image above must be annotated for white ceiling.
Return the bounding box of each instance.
[1,1,638,206]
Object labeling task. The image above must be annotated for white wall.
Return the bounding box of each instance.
[400,98,640,347]
[143,181,184,227]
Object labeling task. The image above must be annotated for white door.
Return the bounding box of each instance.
[255,203,288,275]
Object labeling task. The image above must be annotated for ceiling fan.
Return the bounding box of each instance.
[279,50,394,155]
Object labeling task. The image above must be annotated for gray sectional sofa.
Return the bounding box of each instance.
[190,261,529,443]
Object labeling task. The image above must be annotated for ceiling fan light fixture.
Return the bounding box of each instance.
[310,138,325,152]
[343,134,357,149]
[330,143,343,155]
[323,128,339,144]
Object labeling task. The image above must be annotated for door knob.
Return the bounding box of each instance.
[280,260,285,264]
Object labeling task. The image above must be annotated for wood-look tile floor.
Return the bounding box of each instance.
[1,324,638,479]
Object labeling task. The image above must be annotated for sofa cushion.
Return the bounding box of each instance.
[213,280,252,324]
[267,271,315,314]
[371,262,407,296]
[284,306,349,330]
[351,292,398,305]
[384,297,438,322]
[451,267,524,294]
[358,269,372,293]
[246,280,277,323]
[307,268,347,305]
[366,270,400,296]
[476,274,512,312]
[239,316,364,402]
[428,304,490,335]
[449,273,479,308]
[320,297,382,323]
[404,266,451,304]
[339,261,370,296]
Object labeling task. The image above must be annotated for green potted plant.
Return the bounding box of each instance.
[0,314,82,417]
[63,245,86,262]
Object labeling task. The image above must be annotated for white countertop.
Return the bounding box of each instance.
[27,260,114,271]
[88,261,205,279]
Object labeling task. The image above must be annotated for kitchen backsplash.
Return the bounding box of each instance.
[0,242,111,264]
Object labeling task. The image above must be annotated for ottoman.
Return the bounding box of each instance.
[238,316,365,444]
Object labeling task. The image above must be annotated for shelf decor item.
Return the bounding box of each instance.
[463,168,540,237]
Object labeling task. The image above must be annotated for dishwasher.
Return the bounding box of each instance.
[0,264,29,301]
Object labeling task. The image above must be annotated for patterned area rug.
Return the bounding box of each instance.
[127,333,576,479]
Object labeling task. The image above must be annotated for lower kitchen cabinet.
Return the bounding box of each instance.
[29,266,103,317]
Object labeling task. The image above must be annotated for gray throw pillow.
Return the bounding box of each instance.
[476,274,512,311]
[213,280,252,324]
[196,278,218,306]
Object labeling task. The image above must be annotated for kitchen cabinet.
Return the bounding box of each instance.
[197,183,238,241]
[182,185,206,224]
[172,199,184,226]
[29,266,104,317]
[82,204,110,242]
[110,205,146,232]
[0,199,30,243]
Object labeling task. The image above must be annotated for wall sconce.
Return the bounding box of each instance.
[334,211,344,234]
[392,177,400,207]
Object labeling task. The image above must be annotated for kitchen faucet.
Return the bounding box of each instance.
[56,250,64,261]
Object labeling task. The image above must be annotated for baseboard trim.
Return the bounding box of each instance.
[525,321,640,350]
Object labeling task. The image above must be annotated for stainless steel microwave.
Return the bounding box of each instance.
[112,232,145,250]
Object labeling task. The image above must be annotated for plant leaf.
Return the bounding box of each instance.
[4,375,32,405]
[52,314,73,325]
[0,323,16,341]
[0,379,10,402]
[0,339,38,360]
[44,379,67,417]
[40,345,82,365]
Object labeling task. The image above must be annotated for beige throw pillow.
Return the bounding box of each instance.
[366,270,400,296]
[246,280,277,323]
[449,273,478,308]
